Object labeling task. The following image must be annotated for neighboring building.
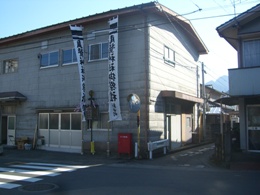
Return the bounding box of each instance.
[217,3,260,152]
[204,85,238,141]
[0,2,208,156]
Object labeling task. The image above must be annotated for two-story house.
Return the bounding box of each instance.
[217,3,260,152]
[0,2,208,156]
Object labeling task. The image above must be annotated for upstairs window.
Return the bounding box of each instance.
[62,48,77,65]
[243,39,260,68]
[3,59,18,74]
[40,51,59,68]
[89,42,108,61]
[164,46,175,66]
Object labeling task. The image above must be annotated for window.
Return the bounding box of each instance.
[40,51,59,68]
[38,112,111,130]
[39,113,48,129]
[164,46,175,66]
[71,114,81,130]
[49,113,59,129]
[88,112,109,130]
[99,112,109,129]
[243,39,260,68]
[247,105,260,151]
[186,117,191,128]
[89,42,108,61]
[3,59,18,73]
[62,48,77,65]
[8,116,16,130]
[61,113,70,130]
[38,113,82,130]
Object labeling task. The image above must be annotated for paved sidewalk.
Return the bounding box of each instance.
[1,143,260,171]
[0,147,121,166]
[229,151,260,170]
[0,143,216,169]
[125,143,216,169]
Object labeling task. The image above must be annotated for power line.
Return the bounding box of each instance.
[1,2,257,80]
[212,0,230,14]
[1,1,259,42]
[189,0,259,13]
[203,65,229,90]
[1,6,259,52]
[188,10,260,21]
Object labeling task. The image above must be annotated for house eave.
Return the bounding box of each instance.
[161,90,203,104]
[0,91,27,103]
[216,3,260,50]
[156,3,208,54]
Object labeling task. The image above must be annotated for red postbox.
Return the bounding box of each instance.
[118,133,132,156]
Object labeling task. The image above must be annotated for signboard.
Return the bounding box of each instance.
[108,16,122,122]
[70,25,86,122]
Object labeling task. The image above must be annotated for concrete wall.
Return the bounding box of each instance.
[0,11,202,153]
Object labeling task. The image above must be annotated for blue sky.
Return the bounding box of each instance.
[0,0,259,86]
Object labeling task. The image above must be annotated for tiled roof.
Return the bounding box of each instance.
[217,3,260,31]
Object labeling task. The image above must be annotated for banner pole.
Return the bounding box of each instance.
[70,25,87,155]
[81,121,86,155]
[107,121,111,157]
[89,91,95,155]
[137,110,140,158]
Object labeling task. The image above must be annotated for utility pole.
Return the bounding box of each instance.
[196,65,200,143]
[201,62,207,141]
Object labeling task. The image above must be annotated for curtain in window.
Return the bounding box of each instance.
[243,39,260,68]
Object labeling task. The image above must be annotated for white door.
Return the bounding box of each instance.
[7,116,16,146]
[183,115,192,144]
[167,114,181,150]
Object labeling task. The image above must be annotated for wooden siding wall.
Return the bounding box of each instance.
[147,14,200,138]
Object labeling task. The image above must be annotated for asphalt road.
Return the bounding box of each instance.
[0,144,259,194]
[1,162,258,195]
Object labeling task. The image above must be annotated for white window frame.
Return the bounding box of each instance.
[3,59,18,74]
[40,50,59,68]
[38,112,82,130]
[164,46,175,66]
[38,112,109,131]
[62,48,77,65]
[88,42,108,62]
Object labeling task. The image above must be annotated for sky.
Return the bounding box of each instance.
[0,0,259,87]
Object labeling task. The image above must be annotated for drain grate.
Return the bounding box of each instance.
[19,183,58,192]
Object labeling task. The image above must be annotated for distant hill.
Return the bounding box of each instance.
[206,75,229,93]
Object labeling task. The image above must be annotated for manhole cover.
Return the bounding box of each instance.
[19,183,58,192]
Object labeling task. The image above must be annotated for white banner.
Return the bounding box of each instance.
[108,16,122,122]
[70,25,86,122]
